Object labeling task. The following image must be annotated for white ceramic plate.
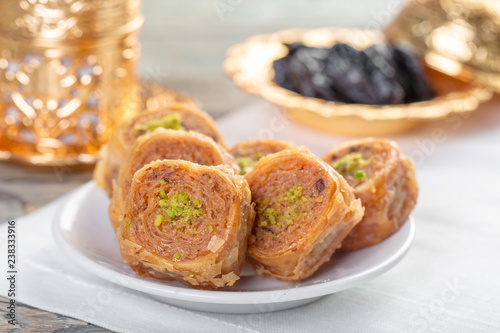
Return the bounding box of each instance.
[53,181,415,314]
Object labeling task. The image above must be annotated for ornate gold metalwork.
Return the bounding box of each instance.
[0,0,143,165]
[386,0,500,92]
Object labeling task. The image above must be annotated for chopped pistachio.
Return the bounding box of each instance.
[255,199,269,212]
[354,170,366,179]
[262,208,278,225]
[284,186,303,202]
[155,214,164,226]
[255,186,308,230]
[331,153,371,177]
[237,156,257,175]
[159,190,166,199]
[272,236,276,242]
[174,252,181,259]
[255,152,263,159]
[159,180,167,185]
[123,220,130,228]
[166,209,176,219]
[189,273,194,277]
[159,191,204,225]
[134,113,185,132]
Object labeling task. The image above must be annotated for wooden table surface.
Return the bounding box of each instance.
[0,0,403,330]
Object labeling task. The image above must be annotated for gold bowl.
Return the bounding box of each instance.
[223,27,492,136]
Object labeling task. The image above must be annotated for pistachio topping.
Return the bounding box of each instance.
[236,152,266,175]
[174,252,181,259]
[256,186,307,228]
[283,186,303,202]
[134,113,185,132]
[262,208,277,226]
[236,157,257,175]
[330,152,371,178]
[354,170,366,179]
[155,214,165,226]
[157,190,204,226]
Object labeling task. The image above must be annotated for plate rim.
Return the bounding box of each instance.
[53,181,415,305]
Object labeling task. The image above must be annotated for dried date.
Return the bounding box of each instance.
[273,42,435,105]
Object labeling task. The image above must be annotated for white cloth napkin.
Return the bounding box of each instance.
[2,100,500,332]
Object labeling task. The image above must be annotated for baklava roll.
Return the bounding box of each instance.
[230,139,293,175]
[109,128,238,230]
[245,147,364,282]
[117,160,255,289]
[322,138,418,251]
[140,81,200,111]
[94,104,226,195]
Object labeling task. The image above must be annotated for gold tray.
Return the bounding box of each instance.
[223,27,493,136]
[0,81,197,166]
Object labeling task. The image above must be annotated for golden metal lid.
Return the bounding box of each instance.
[385,0,500,92]
[0,0,143,43]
